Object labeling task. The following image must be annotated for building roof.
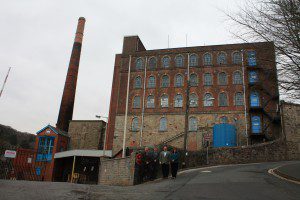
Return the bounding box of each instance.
[54,149,112,158]
[36,124,69,137]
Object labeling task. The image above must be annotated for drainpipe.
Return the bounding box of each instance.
[140,57,147,147]
[183,53,190,166]
[122,55,132,158]
[241,49,249,146]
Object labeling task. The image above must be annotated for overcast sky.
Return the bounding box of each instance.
[0,0,251,134]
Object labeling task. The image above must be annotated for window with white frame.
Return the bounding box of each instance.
[204,93,213,107]
[159,117,167,131]
[148,76,156,88]
[219,92,228,106]
[203,53,212,65]
[189,54,198,67]
[174,94,183,107]
[136,58,144,70]
[134,76,142,88]
[161,94,169,108]
[233,52,242,64]
[162,56,170,68]
[190,74,198,86]
[148,57,157,70]
[175,74,183,87]
[161,75,170,87]
[190,94,198,107]
[204,73,212,86]
[175,55,184,67]
[131,117,139,131]
[189,117,197,131]
[217,53,227,65]
[233,71,243,84]
[218,72,227,85]
[147,95,155,108]
[235,92,244,106]
[133,96,141,108]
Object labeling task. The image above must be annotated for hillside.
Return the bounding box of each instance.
[0,124,36,151]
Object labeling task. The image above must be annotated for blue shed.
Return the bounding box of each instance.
[213,124,237,147]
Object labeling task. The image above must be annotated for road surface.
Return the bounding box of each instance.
[0,161,299,200]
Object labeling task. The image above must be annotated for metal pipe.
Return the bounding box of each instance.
[241,50,249,146]
[140,57,147,147]
[0,67,11,98]
[71,155,76,183]
[183,53,190,166]
[122,55,132,158]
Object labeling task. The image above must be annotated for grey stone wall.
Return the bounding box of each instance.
[98,153,135,186]
[68,120,105,150]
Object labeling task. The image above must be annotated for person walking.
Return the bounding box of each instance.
[151,147,159,180]
[170,148,180,179]
[159,145,171,179]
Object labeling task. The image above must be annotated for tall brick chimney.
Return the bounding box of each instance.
[56,17,86,132]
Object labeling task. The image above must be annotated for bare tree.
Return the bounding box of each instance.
[227,0,300,101]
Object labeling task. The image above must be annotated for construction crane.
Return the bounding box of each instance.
[0,67,12,98]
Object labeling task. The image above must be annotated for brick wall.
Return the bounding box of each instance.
[98,153,135,186]
[68,120,106,150]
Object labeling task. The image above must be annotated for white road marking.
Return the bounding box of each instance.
[201,170,212,173]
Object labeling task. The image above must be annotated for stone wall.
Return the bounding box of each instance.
[112,112,247,155]
[98,153,135,186]
[68,120,106,150]
[281,102,300,160]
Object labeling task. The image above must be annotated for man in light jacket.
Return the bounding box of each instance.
[159,145,171,178]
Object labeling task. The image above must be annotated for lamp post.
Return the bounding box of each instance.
[203,97,214,165]
[95,115,108,157]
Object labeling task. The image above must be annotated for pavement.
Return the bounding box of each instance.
[0,161,300,200]
[273,161,300,183]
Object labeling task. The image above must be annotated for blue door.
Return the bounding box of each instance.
[251,116,261,134]
[250,91,260,107]
[249,71,258,83]
[248,51,257,66]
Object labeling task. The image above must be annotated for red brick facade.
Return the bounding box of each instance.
[106,36,280,154]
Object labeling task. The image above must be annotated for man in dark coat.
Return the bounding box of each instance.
[143,147,153,181]
[150,147,159,180]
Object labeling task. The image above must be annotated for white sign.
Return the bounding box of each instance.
[27,158,32,163]
[4,150,17,158]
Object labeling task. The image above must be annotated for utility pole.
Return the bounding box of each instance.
[183,54,190,167]
[0,67,11,98]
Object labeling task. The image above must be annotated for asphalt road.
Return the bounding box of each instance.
[0,161,299,200]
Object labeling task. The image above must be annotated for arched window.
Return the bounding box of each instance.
[233,71,243,84]
[147,95,155,108]
[218,72,227,85]
[189,117,197,131]
[148,76,156,88]
[235,92,244,106]
[190,74,198,86]
[148,57,157,70]
[161,75,170,87]
[204,93,213,107]
[233,52,242,64]
[174,94,183,107]
[136,58,144,70]
[162,56,170,68]
[220,116,228,123]
[161,94,169,108]
[133,96,141,108]
[175,55,184,67]
[204,73,212,86]
[251,116,261,133]
[159,117,167,131]
[134,76,142,88]
[175,74,183,87]
[250,91,260,107]
[217,53,227,65]
[203,53,212,65]
[189,93,198,107]
[131,117,139,131]
[249,71,259,83]
[189,54,198,67]
[219,92,228,106]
